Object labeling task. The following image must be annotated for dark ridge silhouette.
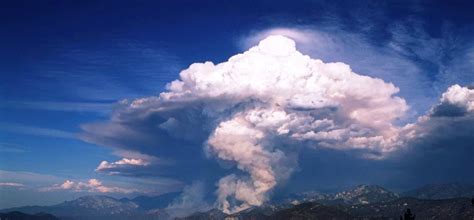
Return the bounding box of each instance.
[400,208,416,220]
[0,211,59,220]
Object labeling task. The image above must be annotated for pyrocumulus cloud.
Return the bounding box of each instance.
[81,35,474,213]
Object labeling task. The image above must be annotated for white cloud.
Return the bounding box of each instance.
[406,84,474,138]
[97,158,150,170]
[437,84,474,112]
[40,179,139,194]
[173,36,409,212]
[239,27,443,119]
[95,158,151,176]
[81,34,474,214]
[88,35,407,213]
[94,151,173,177]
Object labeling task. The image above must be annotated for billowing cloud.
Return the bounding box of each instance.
[82,35,416,213]
[240,25,474,121]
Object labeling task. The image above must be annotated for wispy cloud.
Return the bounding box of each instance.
[0,123,76,139]
[0,170,64,187]
[18,41,183,101]
[1,101,112,113]
[0,143,28,153]
[0,182,25,188]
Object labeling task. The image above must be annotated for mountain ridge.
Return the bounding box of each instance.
[3,183,474,220]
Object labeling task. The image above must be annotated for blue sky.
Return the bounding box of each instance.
[1,0,474,210]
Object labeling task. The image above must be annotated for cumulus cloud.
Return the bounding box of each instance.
[95,149,174,177]
[41,179,140,194]
[379,84,474,186]
[96,158,151,176]
[82,35,417,213]
[406,84,474,142]
[240,26,471,120]
[429,84,474,117]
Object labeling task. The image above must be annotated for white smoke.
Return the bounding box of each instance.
[165,181,211,218]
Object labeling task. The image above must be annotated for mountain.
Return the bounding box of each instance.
[183,197,474,220]
[402,183,474,199]
[4,184,474,220]
[177,208,226,220]
[276,197,474,219]
[182,202,354,220]
[279,184,399,206]
[0,194,177,220]
[224,204,293,220]
[122,192,180,211]
[0,211,59,220]
[274,190,332,205]
[1,195,140,219]
[180,184,474,220]
[271,202,354,220]
[333,184,399,205]
[344,197,474,219]
[55,195,139,216]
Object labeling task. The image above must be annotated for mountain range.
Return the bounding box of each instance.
[0,193,178,220]
[188,197,473,220]
[2,183,474,220]
[401,183,474,199]
[181,183,474,220]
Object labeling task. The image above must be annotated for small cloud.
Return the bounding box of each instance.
[97,158,150,169]
[430,84,474,117]
[95,154,171,177]
[95,158,150,176]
